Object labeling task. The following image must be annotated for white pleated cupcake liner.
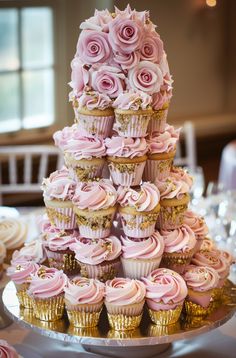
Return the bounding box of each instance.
[121,257,162,279]
[147,108,168,135]
[105,300,144,316]
[120,213,156,238]
[76,113,114,139]
[79,260,121,282]
[68,162,105,182]
[46,206,77,230]
[108,161,145,186]
[79,226,111,239]
[113,113,151,138]
[143,158,172,182]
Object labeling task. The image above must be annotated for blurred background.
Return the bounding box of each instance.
[0,0,236,206]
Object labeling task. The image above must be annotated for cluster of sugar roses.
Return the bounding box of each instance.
[69,5,173,111]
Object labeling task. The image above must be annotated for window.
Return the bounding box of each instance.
[0,6,54,133]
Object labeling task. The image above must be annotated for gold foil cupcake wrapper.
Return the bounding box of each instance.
[148,305,182,326]
[107,313,143,331]
[67,308,102,328]
[161,253,193,274]
[184,300,214,317]
[32,295,65,321]
[17,289,34,309]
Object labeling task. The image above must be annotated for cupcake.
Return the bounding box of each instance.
[0,242,6,279]
[44,231,80,275]
[105,136,148,186]
[72,179,117,239]
[121,232,164,279]
[160,224,196,274]
[0,218,27,264]
[0,340,22,358]
[7,260,39,308]
[105,277,146,331]
[142,268,187,325]
[64,277,104,327]
[71,90,114,138]
[148,91,171,134]
[11,239,47,265]
[55,128,106,181]
[117,182,160,238]
[200,238,216,251]
[183,265,219,316]
[143,124,180,182]
[191,250,230,301]
[156,167,192,230]
[183,210,209,252]
[42,167,77,230]
[70,236,121,282]
[113,91,153,138]
[27,266,67,321]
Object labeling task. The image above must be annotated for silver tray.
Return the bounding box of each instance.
[3,281,236,358]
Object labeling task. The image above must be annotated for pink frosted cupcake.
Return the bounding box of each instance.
[121,232,164,279]
[11,239,47,265]
[117,182,160,238]
[7,260,39,308]
[42,167,77,230]
[28,266,67,321]
[200,238,216,251]
[113,91,153,138]
[44,231,80,275]
[0,241,6,279]
[0,340,22,358]
[144,124,180,182]
[142,268,187,325]
[72,179,117,239]
[160,224,196,274]
[105,277,146,331]
[105,136,148,186]
[65,277,105,327]
[183,265,219,316]
[148,92,171,134]
[183,210,209,252]
[70,236,121,282]
[72,90,114,138]
[156,167,192,230]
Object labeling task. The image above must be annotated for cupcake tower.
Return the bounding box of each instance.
[6,5,234,331]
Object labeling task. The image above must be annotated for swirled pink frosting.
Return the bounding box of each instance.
[121,232,164,259]
[70,236,121,265]
[28,266,67,299]
[200,238,216,251]
[11,240,46,264]
[147,125,180,154]
[105,277,146,305]
[170,166,193,189]
[53,124,78,150]
[117,182,160,211]
[192,250,230,281]
[73,179,117,210]
[113,90,152,110]
[46,231,80,251]
[63,136,106,160]
[78,91,112,110]
[160,225,196,253]
[219,249,234,265]
[183,265,219,292]
[156,169,192,200]
[0,241,6,264]
[7,261,39,285]
[0,340,19,358]
[64,277,105,305]
[183,210,208,239]
[42,167,76,201]
[142,268,188,310]
[105,136,148,158]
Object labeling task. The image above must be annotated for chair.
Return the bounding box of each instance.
[0,145,64,205]
[174,121,197,171]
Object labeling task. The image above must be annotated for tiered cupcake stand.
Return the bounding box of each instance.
[3,278,235,358]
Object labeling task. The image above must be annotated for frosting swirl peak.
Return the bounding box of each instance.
[42,167,76,201]
[64,277,105,305]
[160,224,196,253]
[121,232,164,259]
[105,277,146,305]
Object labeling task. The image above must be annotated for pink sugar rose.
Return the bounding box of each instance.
[76,30,111,64]
[128,61,163,95]
[91,65,125,98]
[140,31,163,64]
[113,50,140,70]
[108,16,143,54]
[80,9,112,32]
[69,57,89,95]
